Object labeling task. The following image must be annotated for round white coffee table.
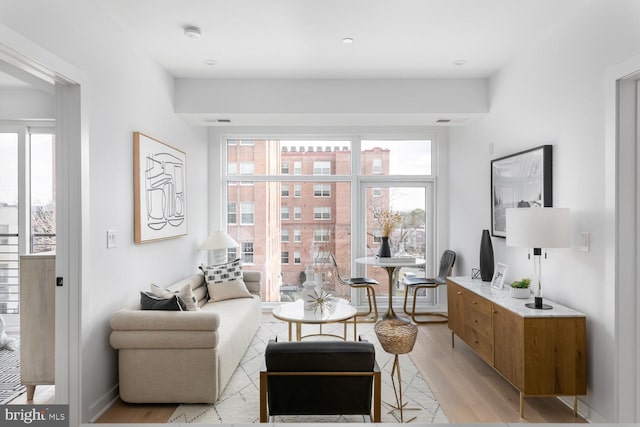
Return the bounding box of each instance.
[272,298,358,341]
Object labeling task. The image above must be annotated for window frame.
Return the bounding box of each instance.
[220,134,438,306]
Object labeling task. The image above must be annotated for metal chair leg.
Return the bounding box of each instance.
[403,284,448,324]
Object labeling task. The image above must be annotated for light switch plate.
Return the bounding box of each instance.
[579,232,590,252]
[107,230,117,249]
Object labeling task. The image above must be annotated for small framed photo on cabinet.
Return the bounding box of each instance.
[491,263,508,290]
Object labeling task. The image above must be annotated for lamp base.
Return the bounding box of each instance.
[525,297,553,310]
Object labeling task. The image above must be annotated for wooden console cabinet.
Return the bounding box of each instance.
[19,252,55,400]
[447,277,586,418]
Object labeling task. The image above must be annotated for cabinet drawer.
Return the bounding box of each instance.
[465,323,493,363]
[464,292,492,313]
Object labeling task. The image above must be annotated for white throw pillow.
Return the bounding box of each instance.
[149,283,200,311]
[202,259,252,302]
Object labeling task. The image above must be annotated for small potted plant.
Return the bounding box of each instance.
[510,278,531,299]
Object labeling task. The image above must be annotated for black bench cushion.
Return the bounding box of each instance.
[264,340,376,416]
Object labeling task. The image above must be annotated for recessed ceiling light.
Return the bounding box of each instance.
[436,119,451,123]
[203,59,217,66]
[342,37,354,44]
[184,26,202,38]
[453,59,468,66]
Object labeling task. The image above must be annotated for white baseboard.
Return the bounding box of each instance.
[88,383,119,423]
[558,395,606,423]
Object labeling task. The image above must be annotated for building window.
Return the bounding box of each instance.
[228,247,238,260]
[294,251,301,264]
[313,160,331,175]
[240,162,254,175]
[228,203,237,224]
[314,229,330,242]
[281,184,289,197]
[313,184,331,197]
[281,229,289,242]
[240,202,254,224]
[294,184,302,197]
[294,206,302,220]
[242,242,254,264]
[239,140,254,146]
[294,229,302,243]
[293,161,302,175]
[373,188,382,197]
[228,163,237,175]
[281,207,290,220]
[373,228,381,243]
[281,251,289,264]
[313,207,331,220]
[372,158,382,174]
[314,251,329,264]
[281,161,289,175]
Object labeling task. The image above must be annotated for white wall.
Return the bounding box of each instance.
[0,88,54,120]
[448,1,640,422]
[0,1,208,422]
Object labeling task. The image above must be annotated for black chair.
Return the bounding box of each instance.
[402,250,456,324]
[329,252,379,322]
[259,339,381,422]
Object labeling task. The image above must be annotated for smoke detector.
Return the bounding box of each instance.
[184,26,202,39]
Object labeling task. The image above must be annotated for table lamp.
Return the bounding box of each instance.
[506,207,570,310]
[200,230,239,265]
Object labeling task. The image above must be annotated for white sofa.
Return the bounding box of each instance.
[109,271,261,403]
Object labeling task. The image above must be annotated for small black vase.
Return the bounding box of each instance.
[479,229,494,281]
[378,236,392,258]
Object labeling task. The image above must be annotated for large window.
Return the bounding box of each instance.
[224,138,433,304]
[0,128,56,315]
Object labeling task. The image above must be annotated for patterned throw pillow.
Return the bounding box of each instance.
[150,283,200,311]
[201,259,252,302]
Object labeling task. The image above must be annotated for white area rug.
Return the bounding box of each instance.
[169,321,448,423]
[0,336,25,404]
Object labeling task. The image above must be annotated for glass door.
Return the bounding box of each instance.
[0,132,20,320]
[0,128,56,329]
[359,182,435,309]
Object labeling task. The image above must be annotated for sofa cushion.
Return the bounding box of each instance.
[140,292,186,311]
[202,259,252,301]
[150,283,200,311]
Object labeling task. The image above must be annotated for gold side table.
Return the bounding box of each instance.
[374,319,419,423]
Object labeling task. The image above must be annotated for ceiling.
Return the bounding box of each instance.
[0,0,581,126]
[100,0,581,80]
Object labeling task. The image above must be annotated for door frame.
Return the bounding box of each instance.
[1,23,86,426]
[606,54,640,422]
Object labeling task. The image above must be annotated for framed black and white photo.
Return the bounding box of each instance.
[134,132,187,243]
[491,263,508,290]
[491,145,552,238]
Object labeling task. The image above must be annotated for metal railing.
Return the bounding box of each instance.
[0,234,19,314]
[0,233,56,314]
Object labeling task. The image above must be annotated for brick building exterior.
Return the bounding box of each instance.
[226,140,390,302]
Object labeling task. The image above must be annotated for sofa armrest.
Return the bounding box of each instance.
[243,271,262,295]
[110,307,220,331]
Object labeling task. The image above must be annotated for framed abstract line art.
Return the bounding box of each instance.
[134,132,187,243]
[491,145,552,238]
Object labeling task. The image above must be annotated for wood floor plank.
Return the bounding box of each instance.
[96,319,587,423]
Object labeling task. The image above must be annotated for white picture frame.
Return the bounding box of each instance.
[491,263,508,290]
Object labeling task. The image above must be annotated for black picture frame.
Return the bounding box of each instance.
[491,145,552,238]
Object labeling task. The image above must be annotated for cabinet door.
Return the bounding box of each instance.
[463,292,493,364]
[446,280,465,338]
[492,304,524,389]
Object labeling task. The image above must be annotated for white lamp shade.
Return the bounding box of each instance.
[506,208,571,249]
[199,230,239,250]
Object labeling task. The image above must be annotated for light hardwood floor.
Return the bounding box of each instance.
[95,320,586,424]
